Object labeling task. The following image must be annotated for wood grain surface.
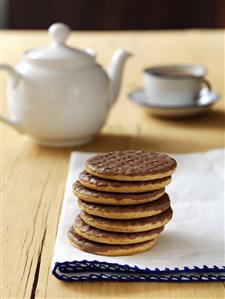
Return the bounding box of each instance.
[1,29,224,299]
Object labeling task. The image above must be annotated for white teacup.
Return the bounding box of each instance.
[143,64,211,107]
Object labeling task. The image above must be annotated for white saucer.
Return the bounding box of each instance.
[128,88,220,118]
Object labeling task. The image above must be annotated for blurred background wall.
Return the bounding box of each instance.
[1,0,225,30]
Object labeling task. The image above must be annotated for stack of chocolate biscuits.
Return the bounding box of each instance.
[68,150,177,256]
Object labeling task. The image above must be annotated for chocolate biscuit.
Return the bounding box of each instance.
[73,215,164,244]
[78,193,170,219]
[85,150,177,181]
[78,171,171,193]
[80,207,173,233]
[68,226,158,256]
[73,181,165,205]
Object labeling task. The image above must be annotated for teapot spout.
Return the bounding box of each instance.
[107,49,132,106]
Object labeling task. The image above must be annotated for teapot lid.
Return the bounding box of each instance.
[24,23,95,68]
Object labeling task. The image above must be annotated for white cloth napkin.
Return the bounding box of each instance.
[52,149,225,282]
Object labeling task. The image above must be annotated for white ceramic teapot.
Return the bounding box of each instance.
[0,23,131,147]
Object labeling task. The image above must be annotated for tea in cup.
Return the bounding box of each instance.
[143,64,211,107]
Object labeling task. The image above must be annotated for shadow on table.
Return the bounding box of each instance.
[28,108,224,155]
[79,134,201,153]
[149,109,225,131]
[30,131,219,155]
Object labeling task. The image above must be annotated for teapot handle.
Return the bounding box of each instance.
[0,64,23,133]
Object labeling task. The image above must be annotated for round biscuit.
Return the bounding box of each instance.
[80,207,173,233]
[73,215,164,244]
[85,150,177,181]
[73,181,165,205]
[78,171,171,193]
[78,193,170,219]
[68,227,158,256]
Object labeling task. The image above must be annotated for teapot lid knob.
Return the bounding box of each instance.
[25,22,95,68]
[48,23,70,45]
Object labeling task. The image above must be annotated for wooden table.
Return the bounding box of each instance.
[1,29,224,299]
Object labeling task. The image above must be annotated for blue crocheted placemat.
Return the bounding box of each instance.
[52,150,225,283]
[52,260,225,282]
